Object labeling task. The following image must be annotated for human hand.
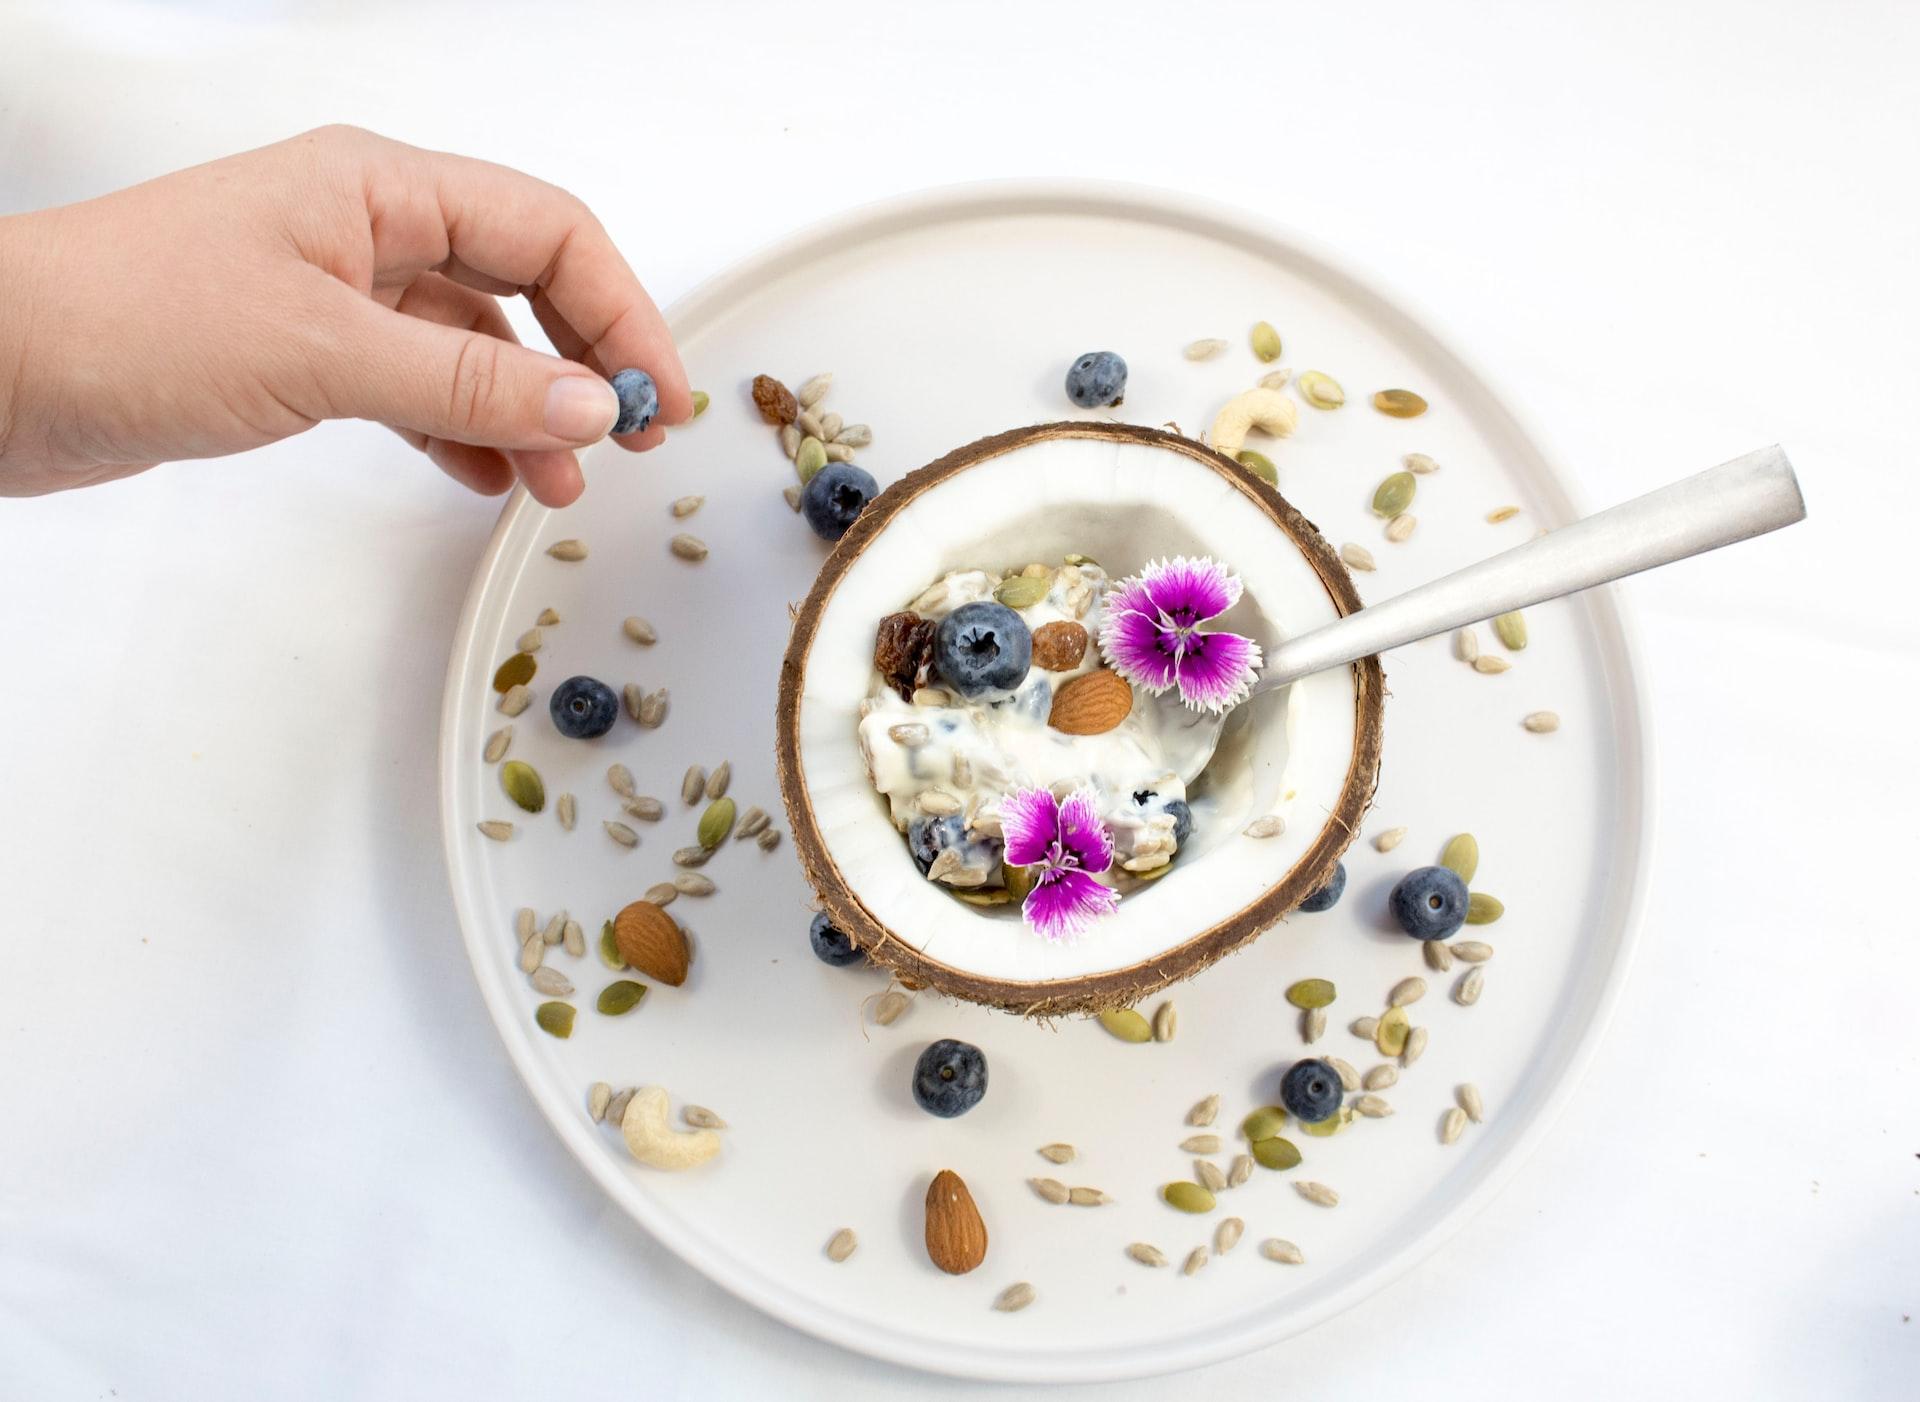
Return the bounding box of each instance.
[0,125,691,504]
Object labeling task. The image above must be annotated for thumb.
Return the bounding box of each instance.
[318,291,620,450]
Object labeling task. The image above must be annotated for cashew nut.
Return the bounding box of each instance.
[620,1086,721,1170]
[1208,388,1299,460]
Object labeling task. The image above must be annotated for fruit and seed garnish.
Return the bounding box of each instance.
[857,554,1262,939]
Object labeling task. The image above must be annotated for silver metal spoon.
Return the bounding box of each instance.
[1172,444,1806,784]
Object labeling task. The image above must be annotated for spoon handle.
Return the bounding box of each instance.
[1256,445,1806,691]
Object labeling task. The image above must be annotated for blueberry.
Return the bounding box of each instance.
[549,675,619,739]
[609,368,658,435]
[934,602,1032,698]
[907,814,966,875]
[1298,860,1346,912]
[1065,350,1127,408]
[1164,799,1194,846]
[801,462,879,541]
[1389,865,1470,940]
[912,1038,988,1118]
[1279,1057,1344,1124]
[808,912,865,967]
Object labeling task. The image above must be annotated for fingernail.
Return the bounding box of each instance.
[544,376,618,443]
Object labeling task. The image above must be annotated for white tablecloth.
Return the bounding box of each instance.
[2,2,1914,1396]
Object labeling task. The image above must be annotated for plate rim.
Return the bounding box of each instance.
[437,177,1658,1382]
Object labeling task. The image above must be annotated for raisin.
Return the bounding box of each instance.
[751,374,798,425]
[874,611,937,702]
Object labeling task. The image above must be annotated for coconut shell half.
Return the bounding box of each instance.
[776,422,1383,1015]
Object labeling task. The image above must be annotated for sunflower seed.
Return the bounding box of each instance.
[546,539,587,561]
[701,763,731,802]
[562,919,585,957]
[1524,710,1561,733]
[669,534,708,562]
[1341,543,1377,572]
[1296,1181,1338,1207]
[1188,1093,1221,1127]
[1487,506,1520,523]
[672,845,710,868]
[623,683,644,721]
[1153,1001,1178,1043]
[639,689,669,728]
[681,766,706,804]
[670,495,704,519]
[1201,1220,1239,1259]
[782,484,802,511]
[1454,966,1486,1005]
[824,441,855,463]
[1353,1094,1393,1119]
[1473,655,1511,674]
[1182,1247,1209,1276]
[605,1087,634,1124]
[863,989,904,1026]
[817,411,843,441]
[911,686,949,706]
[1304,1007,1327,1043]
[1389,976,1426,1007]
[1402,1025,1430,1067]
[757,828,782,852]
[1037,1143,1076,1165]
[607,764,636,798]
[483,727,512,763]
[1228,1154,1255,1187]
[1068,1186,1110,1206]
[498,685,531,717]
[516,628,542,653]
[622,616,657,645]
[1452,938,1494,963]
[603,821,639,848]
[1127,1243,1169,1268]
[1373,825,1408,853]
[1385,513,1417,543]
[477,820,515,841]
[680,1104,726,1130]
[1261,1238,1305,1264]
[1183,337,1228,361]
[779,423,801,459]
[887,722,930,748]
[542,912,566,946]
[645,883,679,908]
[673,873,716,896]
[1244,816,1285,838]
[1459,1084,1485,1122]
[1179,1134,1222,1155]
[1454,627,1480,663]
[1195,1159,1227,1193]
[1257,367,1293,390]
[837,423,873,448]
[1424,939,1455,972]
[1441,1107,1467,1145]
[1363,1064,1398,1091]
[530,967,573,997]
[1404,452,1439,474]
[734,806,770,840]
[514,908,537,941]
[536,607,560,626]
[624,796,664,822]
[1327,1057,1361,1092]
[1350,1016,1379,1039]
[517,933,544,973]
[994,1281,1036,1312]
[588,1082,612,1122]
[917,790,962,817]
[794,372,832,408]
[826,1227,857,1262]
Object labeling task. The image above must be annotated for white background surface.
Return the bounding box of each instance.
[1,1,1914,1397]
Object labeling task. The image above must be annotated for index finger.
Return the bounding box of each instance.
[356,134,694,431]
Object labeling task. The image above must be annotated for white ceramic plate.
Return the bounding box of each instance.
[438,181,1652,1383]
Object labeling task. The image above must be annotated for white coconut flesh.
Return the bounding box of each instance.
[795,432,1364,987]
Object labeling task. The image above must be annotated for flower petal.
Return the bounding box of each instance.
[1098,600,1181,693]
[1139,555,1239,626]
[998,787,1059,868]
[1023,868,1121,942]
[1172,629,1263,712]
[1055,788,1114,874]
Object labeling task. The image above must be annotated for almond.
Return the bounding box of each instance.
[613,900,690,987]
[1047,669,1132,735]
[923,1168,987,1275]
[1031,620,1089,672]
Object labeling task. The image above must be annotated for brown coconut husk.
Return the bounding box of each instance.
[775,421,1385,1016]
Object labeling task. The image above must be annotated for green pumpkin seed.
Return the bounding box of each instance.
[1300,1107,1352,1137]
[1004,864,1035,902]
[492,651,537,693]
[1372,471,1417,518]
[697,797,737,849]
[1251,1136,1302,1171]
[1372,388,1428,418]
[1236,449,1278,484]
[957,888,1014,906]
[993,575,1050,609]
[795,436,828,482]
[1063,553,1100,568]
[499,760,545,814]
[596,980,648,1016]
[1299,371,1345,409]
[1162,1181,1217,1214]
[598,920,626,970]
[1441,833,1480,883]
[534,1002,575,1038]
[1097,1008,1153,1043]
[1493,610,1528,651]
[691,390,710,418]
[1285,978,1336,1009]
[1466,892,1504,924]
[1250,321,1283,362]
[1374,1005,1411,1056]
[1241,1105,1289,1142]
[1134,860,1174,881]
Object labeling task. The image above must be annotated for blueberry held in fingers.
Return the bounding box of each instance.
[610,369,658,435]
